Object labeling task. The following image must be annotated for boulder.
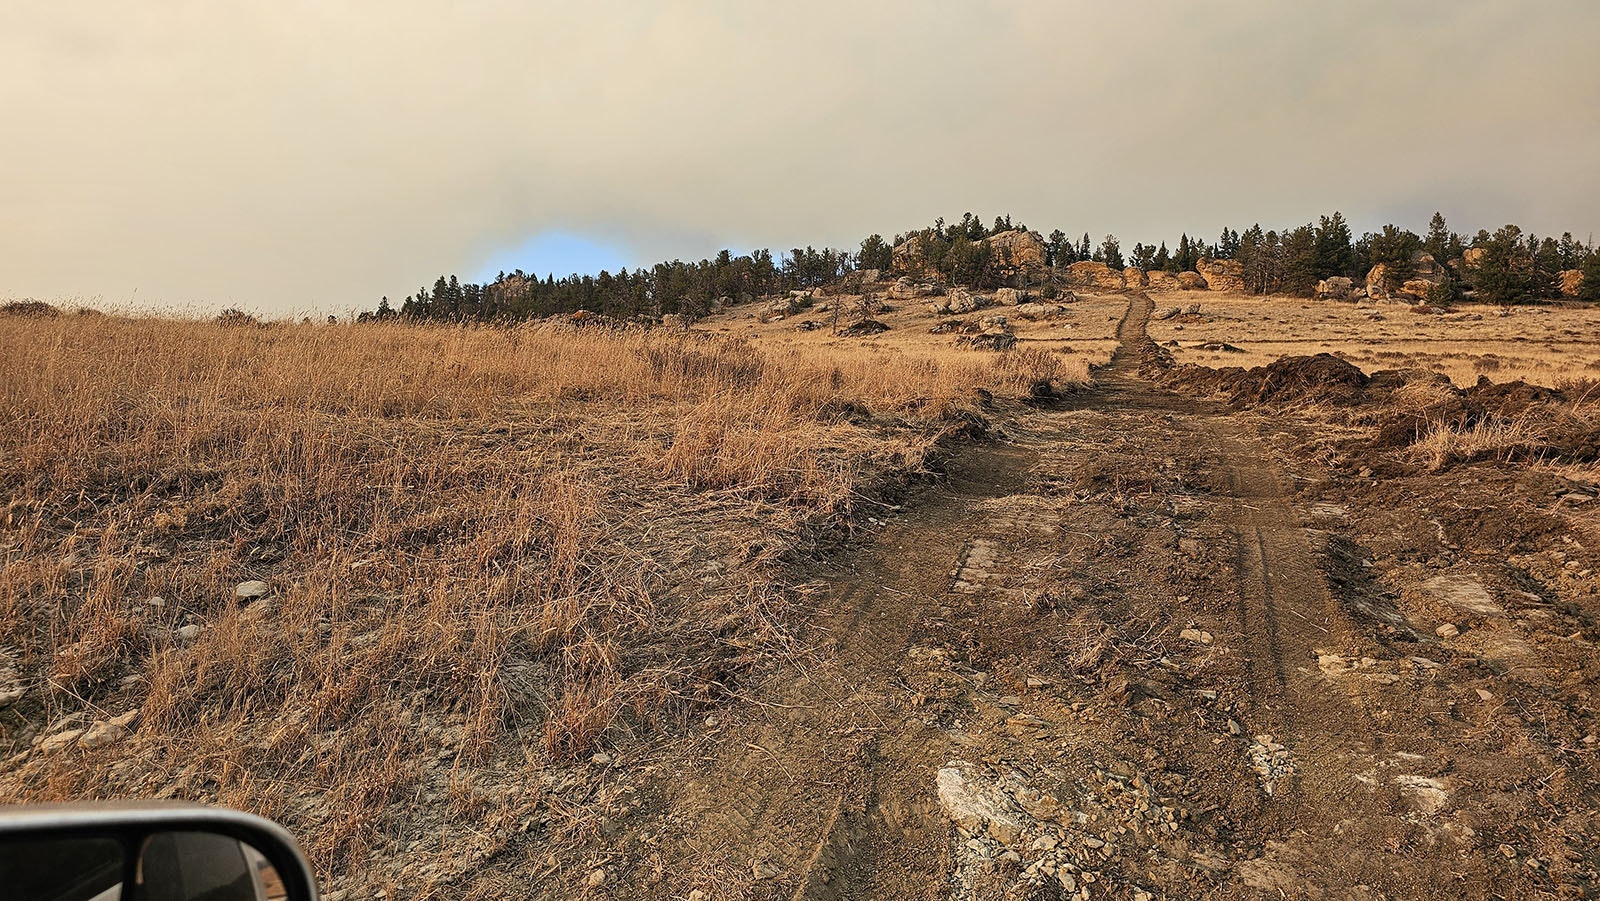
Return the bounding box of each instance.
[1463,247,1488,269]
[1176,271,1209,291]
[1411,251,1443,280]
[1146,271,1184,292]
[984,230,1048,273]
[1561,269,1584,297]
[235,580,270,601]
[926,289,988,316]
[1063,261,1127,291]
[949,289,987,314]
[993,287,1022,306]
[978,315,1011,333]
[892,235,931,275]
[839,319,890,337]
[887,277,935,301]
[1013,303,1069,320]
[1366,264,1391,299]
[1399,279,1438,301]
[1124,267,1150,288]
[957,333,1017,351]
[1196,258,1247,293]
[1316,276,1355,300]
[937,761,1029,845]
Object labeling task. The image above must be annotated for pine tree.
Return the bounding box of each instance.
[1175,234,1194,272]
[1578,252,1600,303]
[1283,225,1320,295]
[1314,212,1354,279]
[1047,229,1067,267]
[858,234,893,271]
[1424,212,1451,262]
[1153,242,1171,271]
[1100,235,1125,270]
[1469,224,1549,305]
[1131,242,1156,271]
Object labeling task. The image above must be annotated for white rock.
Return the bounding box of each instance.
[235,580,271,600]
[1435,623,1459,639]
[936,761,1028,846]
[587,869,606,887]
[1180,628,1213,644]
[175,624,202,641]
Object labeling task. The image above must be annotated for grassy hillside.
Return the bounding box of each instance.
[0,313,1071,887]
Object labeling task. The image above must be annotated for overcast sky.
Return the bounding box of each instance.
[4,2,1598,314]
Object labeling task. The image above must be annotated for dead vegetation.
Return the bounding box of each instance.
[0,313,1070,888]
[1146,293,1600,386]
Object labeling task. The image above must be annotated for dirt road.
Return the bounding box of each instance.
[574,294,1594,899]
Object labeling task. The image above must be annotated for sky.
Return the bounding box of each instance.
[3,2,1599,315]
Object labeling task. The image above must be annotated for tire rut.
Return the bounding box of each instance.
[636,291,1433,899]
[649,442,1040,899]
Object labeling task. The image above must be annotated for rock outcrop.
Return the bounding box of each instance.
[1561,269,1585,297]
[1463,247,1488,270]
[1123,267,1150,288]
[985,230,1048,273]
[1146,271,1184,292]
[1176,271,1209,291]
[1013,303,1071,320]
[892,235,931,276]
[928,289,989,316]
[1196,258,1246,293]
[1366,264,1391,299]
[887,277,936,301]
[1316,276,1355,300]
[993,287,1022,306]
[1399,279,1438,302]
[1063,261,1127,291]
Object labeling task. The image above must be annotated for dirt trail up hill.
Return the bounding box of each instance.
[517,294,1595,900]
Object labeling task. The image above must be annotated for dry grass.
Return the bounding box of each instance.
[0,314,1070,891]
[1146,293,1600,386]
[700,291,1123,372]
[1407,414,1550,471]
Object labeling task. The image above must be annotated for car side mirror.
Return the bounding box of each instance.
[0,804,318,901]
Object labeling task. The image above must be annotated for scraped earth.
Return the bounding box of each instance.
[502,295,1600,900]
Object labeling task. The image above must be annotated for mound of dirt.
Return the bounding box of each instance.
[957,333,1017,351]
[1250,354,1369,404]
[1161,353,1368,407]
[1,300,61,318]
[840,318,890,337]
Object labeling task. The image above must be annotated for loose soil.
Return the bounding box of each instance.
[491,294,1599,899]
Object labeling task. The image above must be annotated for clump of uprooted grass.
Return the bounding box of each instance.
[0,314,1069,889]
[1407,414,1549,471]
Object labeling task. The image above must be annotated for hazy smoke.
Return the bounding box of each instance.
[3,1,1597,313]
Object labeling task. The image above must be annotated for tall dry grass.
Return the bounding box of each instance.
[0,314,1067,889]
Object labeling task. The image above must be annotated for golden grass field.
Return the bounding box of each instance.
[700,290,1126,371]
[0,312,1070,888]
[1145,292,1600,386]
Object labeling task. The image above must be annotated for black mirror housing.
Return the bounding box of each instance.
[0,803,318,901]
